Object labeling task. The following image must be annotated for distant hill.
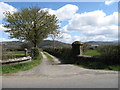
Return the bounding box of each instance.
[1,41,24,50]
[85,41,118,46]
[39,40,71,47]
[1,40,118,50]
[1,40,71,50]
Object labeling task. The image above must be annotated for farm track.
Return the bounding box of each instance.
[2,52,119,88]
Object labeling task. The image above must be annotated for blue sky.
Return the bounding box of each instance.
[0,1,118,43]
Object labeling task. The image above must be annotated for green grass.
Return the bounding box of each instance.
[2,52,43,74]
[6,51,25,55]
[43,52,53,60]
[75,62,120,71]
[43,52,54,64]
[84,50,101,56]
[106,65,120,71]
[2,51,25,60]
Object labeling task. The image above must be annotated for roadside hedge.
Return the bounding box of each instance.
[43,44,119,65]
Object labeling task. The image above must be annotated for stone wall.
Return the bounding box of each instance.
[0,56,32,65]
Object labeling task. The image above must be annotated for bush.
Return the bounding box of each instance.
[97,44,119,65]
[31,47,40,58]
[43,47,75,63]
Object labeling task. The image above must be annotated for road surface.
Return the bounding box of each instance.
[2,52,118,88]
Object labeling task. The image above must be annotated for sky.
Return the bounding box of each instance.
[0,0,119,43]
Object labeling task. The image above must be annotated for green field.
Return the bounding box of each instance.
[2,51,25,60]
[84,50,101,56]
[77,50,119,71]
[6,51,25,55]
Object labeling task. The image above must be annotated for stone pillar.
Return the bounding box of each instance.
[72,41,83,56]
[80,45,83,55]
[25,48,28,56]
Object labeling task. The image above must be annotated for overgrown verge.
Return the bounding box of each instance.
[43,47,73,64]
[2,52,43,74]
[43,45,119,71]
[43,51,54,64]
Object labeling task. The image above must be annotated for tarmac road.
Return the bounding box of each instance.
[2,52,118,88]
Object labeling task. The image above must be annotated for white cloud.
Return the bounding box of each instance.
[43,4,78,21]
[0,38,18,42]
[67,10,118,28]
[0,2,17,23]
[0,24,6,31]
[59,33,72,43]
[61,10,118,43]
[0,24,9,35]
[0,3,118,43]
[0,2,17,41]
[105,0,117,5]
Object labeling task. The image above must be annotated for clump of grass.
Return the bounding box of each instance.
[106,65,120,71]
[84,50,101,56]
[75,62,120,71]
[2,52,43,74]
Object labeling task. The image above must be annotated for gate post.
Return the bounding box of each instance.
[72,41,83,56]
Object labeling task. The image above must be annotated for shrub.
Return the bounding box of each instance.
[43,47,75,63]
[31,47,40,58]
[97,44,119,65]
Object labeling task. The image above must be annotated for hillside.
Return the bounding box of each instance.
[85,41,118,45]
[1,41,24,50]
[39,40,71,47]
[1,40,118,50]
[1,40,71,50]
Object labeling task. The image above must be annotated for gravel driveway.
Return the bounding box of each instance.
[2,52,118,88]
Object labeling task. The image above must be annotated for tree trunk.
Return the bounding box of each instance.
[53,39,55,49]
[34,43,36,48]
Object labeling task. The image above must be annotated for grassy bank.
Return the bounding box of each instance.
[76,63,120,71]
[43,52,53,60]
[2,52,43,74]
[77,63,119,71]
[43,52,54,64]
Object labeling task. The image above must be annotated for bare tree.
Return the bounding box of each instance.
[49,31,63,49]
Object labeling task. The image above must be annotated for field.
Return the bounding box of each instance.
[2,51,25,60]
[84,50,101,56]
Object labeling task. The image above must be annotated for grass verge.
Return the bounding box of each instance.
[43,52,54,64]
[2,52,43,74]
[75,62,120,71]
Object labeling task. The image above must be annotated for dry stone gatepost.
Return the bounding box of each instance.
[72,41,84,56]
[25,48,28,56]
